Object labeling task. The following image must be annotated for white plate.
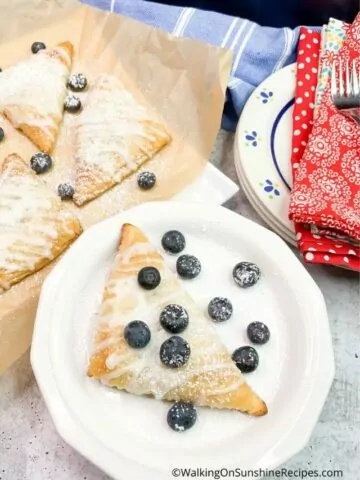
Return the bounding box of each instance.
[174,162,239,204]
[235,162,296,246]
[234,151,295,245]
[234,141,294,236]
[234,64,297,241]
[31,202,334,480]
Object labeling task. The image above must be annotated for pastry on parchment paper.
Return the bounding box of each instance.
[0,42,73,153]
[73,74,171,206]
[0,153,82,293]
[88,223,267,417]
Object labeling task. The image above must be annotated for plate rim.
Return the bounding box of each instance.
[235,160,297,246]
[31,201,334,479]
[175,162,239,204]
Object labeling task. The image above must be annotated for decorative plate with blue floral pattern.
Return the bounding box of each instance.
[234,63,297,244]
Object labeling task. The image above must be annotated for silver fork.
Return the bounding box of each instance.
[331,60,360,126]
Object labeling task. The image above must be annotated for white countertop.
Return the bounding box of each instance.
[0,131,359,480]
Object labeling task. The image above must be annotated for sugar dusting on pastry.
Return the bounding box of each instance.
[0,155,81,292]
[87,225,267,415]
[72,74,171,205]
[96,260,242,404]
[0,43,72,148]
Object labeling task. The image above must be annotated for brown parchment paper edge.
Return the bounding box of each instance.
[0,1,232,373]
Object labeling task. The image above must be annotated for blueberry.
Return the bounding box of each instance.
[167,402,197,432]
[64,95,82,113]
[0,127,4,142]
[138,266,161,290]
[160,335,190,368]
[67,73,88,92]
[30,152,52,174]
[160,304,189,334]
[124,320,151,349]
[58,183,75,200]
[161,230,186,254]
[247,322,270,345]
[233,262,261,288]
[176,255,201,279]
[31,42,46,54]
[137,171,156,190]
[232,346,259,373]
[208,297,233,323]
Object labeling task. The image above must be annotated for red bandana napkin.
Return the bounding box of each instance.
[289,21,360,271]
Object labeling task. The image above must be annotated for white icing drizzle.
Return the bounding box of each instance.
[0,167,76,278]
[91,239,245,402]
[75,74,169,178]
[117,242,155,264]
[0,46,70,139]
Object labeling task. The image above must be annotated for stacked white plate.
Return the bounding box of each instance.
[234,64,297,246]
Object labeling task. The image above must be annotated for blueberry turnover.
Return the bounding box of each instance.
[176,254,201,279]
[0,153,82,293]
[208,297,233,323]
[247,322,270,345]
[167,402,197,432]
[138,266,161,290]
[161,230,186,254]
[160,304,189,334]
[58,183,75,200]
[0,127,4,142]
[31,41,46,54]
[30,152,52,174]
[71,74,171,206]
[160,335,191,368]
[64,94,82,113]
[67,73,88,92]
[87,224,267,417]
[232,346,259,373]
[124,321,151,349]
[137,171,156,190]
[233,262,261,288]
[0,42,73,153]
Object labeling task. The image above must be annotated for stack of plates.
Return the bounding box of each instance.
[234,64,297,246]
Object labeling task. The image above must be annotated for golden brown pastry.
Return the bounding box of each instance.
[88,224,267,416]
[73,74,171,206]
[0,42,73,153]
[0,153,82,293]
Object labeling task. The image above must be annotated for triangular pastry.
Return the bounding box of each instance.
[0,154,82,293]
[0,42,73,153]
[88,224,267,416]
[73,74,171,206]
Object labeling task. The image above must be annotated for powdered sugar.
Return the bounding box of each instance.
[73,74,170,202]
[89,231,248,404]
[0,44,71,144]
[0,156,80,292]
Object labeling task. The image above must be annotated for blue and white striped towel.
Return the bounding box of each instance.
[82,0,301,130]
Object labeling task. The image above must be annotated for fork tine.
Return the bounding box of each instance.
[339,59,344,96]
[351,60,359,97]
[345,60,351,96]
[331,61,338,98]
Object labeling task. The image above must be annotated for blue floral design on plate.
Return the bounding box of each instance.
[245,130,260,147]
[258,90,274,104]
[328,41,340,51]
[259,179,280,199]
[328,24,346,38]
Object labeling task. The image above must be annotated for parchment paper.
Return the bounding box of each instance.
[0,0,232,373]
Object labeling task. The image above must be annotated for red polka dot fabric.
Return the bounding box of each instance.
[289,23,360,271]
